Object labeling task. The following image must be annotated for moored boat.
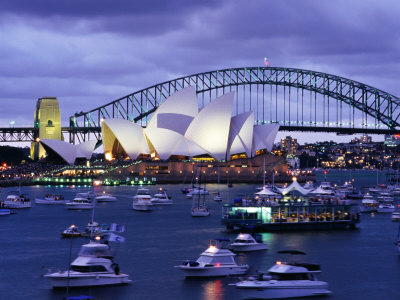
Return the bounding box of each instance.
[151,188,172,205]
[377,203,396,213]
[61,225,81,238]
[175,239,249,277]
[66,192,95,210]
[392,211,400,222]
[233,250,331,299]
[44,241,131,288]
[4,191,31,208]
[95,192,117,202]
[35,194,66,205]
[132,188,153,211]
[230,233,268,252]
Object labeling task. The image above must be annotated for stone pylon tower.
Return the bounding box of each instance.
[30,97,62,160]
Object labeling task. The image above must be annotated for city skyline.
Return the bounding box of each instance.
[1,0,399,144]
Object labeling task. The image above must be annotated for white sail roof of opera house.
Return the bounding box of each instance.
[39,139,97,164]
[227,111,254,157]
[76,140,97,159]
[100,87,280,161]
[185,92,234,161]
[252,123,280,155]
[146,86,198,133]
[101,118,149,159]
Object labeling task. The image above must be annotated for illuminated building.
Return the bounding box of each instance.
[31,97,62,160]
[281,136,298,155]
[101,87,280,161]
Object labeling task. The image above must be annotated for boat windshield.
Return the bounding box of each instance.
[70,265,108,273]
[269,272,311,281]
[234,239,254,243]
[78,244,111,257]
[197,255,234,264]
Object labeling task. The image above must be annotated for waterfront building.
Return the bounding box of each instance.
[101,87,280,162]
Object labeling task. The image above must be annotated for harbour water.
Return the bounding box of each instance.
[1,170,399,300]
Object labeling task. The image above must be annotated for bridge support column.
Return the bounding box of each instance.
[30,97,62,160]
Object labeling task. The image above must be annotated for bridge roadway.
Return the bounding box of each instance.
[0,127,101,142]
[1,126,399,143]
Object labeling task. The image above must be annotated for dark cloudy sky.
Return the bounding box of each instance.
[1,0,399,143]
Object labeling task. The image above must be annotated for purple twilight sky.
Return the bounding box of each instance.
[1,0,399,144]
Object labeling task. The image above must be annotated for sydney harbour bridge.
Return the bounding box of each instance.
[1,66,400,143]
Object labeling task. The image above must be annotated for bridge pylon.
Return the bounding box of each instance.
[30,97,62,160]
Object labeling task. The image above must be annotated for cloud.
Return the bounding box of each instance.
[0,0,399,144]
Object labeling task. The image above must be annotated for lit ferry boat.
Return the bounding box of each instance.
[222,198,360,232]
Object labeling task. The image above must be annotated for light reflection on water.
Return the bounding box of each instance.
[202,279,223,300]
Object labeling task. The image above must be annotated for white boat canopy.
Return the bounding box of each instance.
[254,188,280,196]
[308,187,335,195]
[278,181,310,196]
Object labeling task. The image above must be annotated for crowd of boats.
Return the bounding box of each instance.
[4,177,400,299]
[48,220,331,300]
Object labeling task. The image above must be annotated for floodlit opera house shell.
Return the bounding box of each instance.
[101,87,280,162]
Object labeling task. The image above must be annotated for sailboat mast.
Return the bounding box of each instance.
[263,158,266,187]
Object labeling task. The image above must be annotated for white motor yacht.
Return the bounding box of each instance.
[66,192,95,210]
[4,192,31,208]
[377,203,396,213]
[35,194,66,205]
[95,192,117,202]
[44,241,131,288]
[234,250,331,299]
[360,194,378,213]
[175,240,249,277]
[132,188,153,211]
[392,212,400,222]
[230,233,268,252]
[151,188,173,205]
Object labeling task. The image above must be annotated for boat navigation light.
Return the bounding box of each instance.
[215,263,221,267]
[71,225,75,228]
[276,261,282,265]
[95,236,101,241]
[208,245,217,253]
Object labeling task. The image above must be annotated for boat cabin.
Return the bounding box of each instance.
[78,243,112,258]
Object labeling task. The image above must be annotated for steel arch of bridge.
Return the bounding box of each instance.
[71,67,400,137]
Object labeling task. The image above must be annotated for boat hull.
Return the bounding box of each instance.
[96,197,117,202]
[191,210,210,217]
[0,209,11,215]
[4,201,31,208]
[236,280,331,299]
[45,272,131,288]
[66,204,94,210]
[151,200,173,205]
[177,265,248,277]
[231,243,268,252]
[35,198,67,205]
[132,204,153,211]
[377,207,395,213]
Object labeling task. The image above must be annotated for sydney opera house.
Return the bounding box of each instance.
[101,87,279,162]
